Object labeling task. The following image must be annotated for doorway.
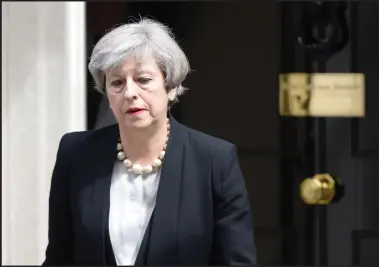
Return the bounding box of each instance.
[86,2,379,265]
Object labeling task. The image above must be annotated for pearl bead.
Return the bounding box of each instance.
[123,159,132,168]
[117,119,169,174]
[131,164,143,175]
[117,151,125,160]
[153,159,162,167]
[142,165,153,174]
[117,143,122,150]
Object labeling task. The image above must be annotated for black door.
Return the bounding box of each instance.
[280,1,379,266]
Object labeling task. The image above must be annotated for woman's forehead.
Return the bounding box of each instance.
[107,56,159,76]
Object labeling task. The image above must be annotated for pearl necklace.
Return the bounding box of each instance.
[116,119,170,175]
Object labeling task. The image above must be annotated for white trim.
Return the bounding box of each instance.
[66,1,87,132]
[1,2,10,265]
[1,2,87,264]
[36,2,49,259]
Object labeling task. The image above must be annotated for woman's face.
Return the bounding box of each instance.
[105,56,174,129]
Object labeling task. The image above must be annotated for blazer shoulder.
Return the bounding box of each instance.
[59,124,117,154]
[181,124,236,156]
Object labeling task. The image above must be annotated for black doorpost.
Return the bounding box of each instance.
[295,1,350,265]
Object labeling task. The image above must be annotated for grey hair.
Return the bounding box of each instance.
[88,18,191,102]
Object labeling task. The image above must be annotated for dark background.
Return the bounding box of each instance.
[86,2,379,265]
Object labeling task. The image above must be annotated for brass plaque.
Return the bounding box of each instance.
[279,73,365,117]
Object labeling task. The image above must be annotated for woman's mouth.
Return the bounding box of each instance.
[126,107,145,115]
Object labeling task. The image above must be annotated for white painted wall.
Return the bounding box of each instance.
[2,2,86,265]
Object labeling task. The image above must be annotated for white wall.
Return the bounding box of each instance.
[2,2,86,265]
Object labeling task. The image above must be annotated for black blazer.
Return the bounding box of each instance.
[43,117,257,265]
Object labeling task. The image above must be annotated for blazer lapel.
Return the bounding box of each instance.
[146,118,185,265]
[79,124,119,265]
[134,215,153,265]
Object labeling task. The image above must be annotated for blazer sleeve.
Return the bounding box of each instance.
[211,144,257,265]
[42,134,74,265]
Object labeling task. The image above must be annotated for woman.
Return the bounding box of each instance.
[43,18,257,266]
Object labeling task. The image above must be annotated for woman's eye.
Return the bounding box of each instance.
[138,77,152,84]
[111,80,123,87]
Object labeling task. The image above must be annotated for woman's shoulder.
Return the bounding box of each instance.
[179,122,236,156]
[58,124,118,152]
[179,124,240,182]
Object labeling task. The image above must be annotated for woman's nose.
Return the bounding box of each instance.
[123,80,138,100]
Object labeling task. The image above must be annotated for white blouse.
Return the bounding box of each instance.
[109,161,161,266]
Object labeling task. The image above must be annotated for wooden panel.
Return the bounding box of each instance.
[350,2,378,158]
[352,230,379,265]
[255,234,282,265]
[238,155,280,229]
[179,1,279,150]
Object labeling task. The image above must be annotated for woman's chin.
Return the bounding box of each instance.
[122,116,152,129]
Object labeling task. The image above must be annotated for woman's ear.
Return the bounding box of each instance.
[168,88,177,101]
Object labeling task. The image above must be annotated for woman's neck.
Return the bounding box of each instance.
[118,119,168,166]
